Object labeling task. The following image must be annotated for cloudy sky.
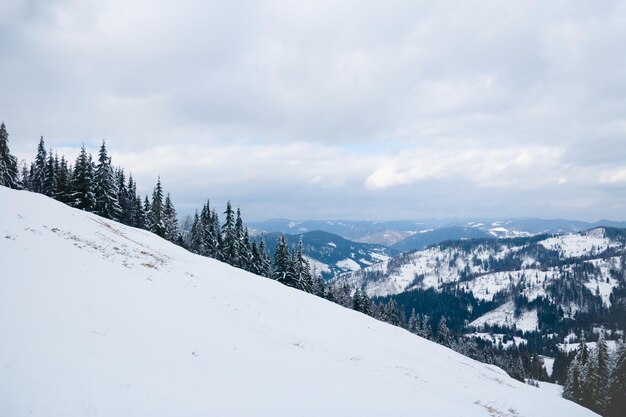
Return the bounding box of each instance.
[2,0,626,221]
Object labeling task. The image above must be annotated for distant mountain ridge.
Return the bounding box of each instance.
[248,217,626,249]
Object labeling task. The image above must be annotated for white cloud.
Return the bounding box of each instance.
[599,168,626,184]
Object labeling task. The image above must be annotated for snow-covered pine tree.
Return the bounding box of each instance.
[240,228,253,271]
[190,211,204,254]
[258,238,272,277]
[581,349,597,411]
[55,156,72,203]
[293,237,313,293]
[563,336,590,405]
[31,136,47,193]
[408,308,419,333]
[437,316,453,347]
[272,234,294,286]
[149,178,166,238]
[310,273,326,298]
[93,141,121,220]
[419,315,433,340]
[198,202,211,256]
[197,202,219,258]
[69,146,96,211]
[0,122,20,189]
[384,299,400,325]
[593,330,610,414]
[221,202,238,265]
[234,208,245,267]
[211,209,224,260]
[139,196,150,229]
[163,193,179,243]
[563,356,582,402]
[116,169,133,226]
[42,151,57,197]
[250,241,262,275]
[360,290,372,315]
[352,288,362,312]
[606,341,626,417]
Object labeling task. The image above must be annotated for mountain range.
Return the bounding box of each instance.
[332,227,626,362]
[249,217,626,251]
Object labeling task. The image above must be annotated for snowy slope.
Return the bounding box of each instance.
[0,187,596,417]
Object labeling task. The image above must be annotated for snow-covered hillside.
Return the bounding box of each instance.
[0,187,596,417]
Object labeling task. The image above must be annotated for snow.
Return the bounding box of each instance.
[335,258,361,271]
[469,302,539,332]
[466,269,554,302]
[369,252,391,262]
[327,242,337,248]
[0,187,596,417]
[305,256,331,276]
[536,381,564,397]
[464,333,527,349]
[557,340,620,353]
[539,231,617,258]
[540,356,555,377]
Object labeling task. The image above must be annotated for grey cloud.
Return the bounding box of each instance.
[2,0,626,221]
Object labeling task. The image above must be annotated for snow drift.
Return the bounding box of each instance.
[0,187,596,417]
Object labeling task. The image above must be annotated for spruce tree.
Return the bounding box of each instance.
[0,122,20,189]
[384,299,400,325]
[240,228,253,270]
[293,237,313,293]
[563,356,582,403]
[126,175,138,226]
[594,330,610,414]
[116,169,133,225]
[93,141,121,220]
[250,241,262,275]
[31,136,47,193]
[437,316,453,347]
[211,209,223,260]
[149,178,166,237]
[360,290,372,315]
[42,150,57,197]
[352,288,362,312]
[564,337,590,405]
[55,156,72,203]
[190,211,204,254]
[234,208,245,266]
[69,146,96,211]
[258,238,272,277]
[221,202,238,265]
[408,308,419,333]
[272,234,294,286]
[163,193,179,242]
[581,350,597,411]
[606,341,626,417]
